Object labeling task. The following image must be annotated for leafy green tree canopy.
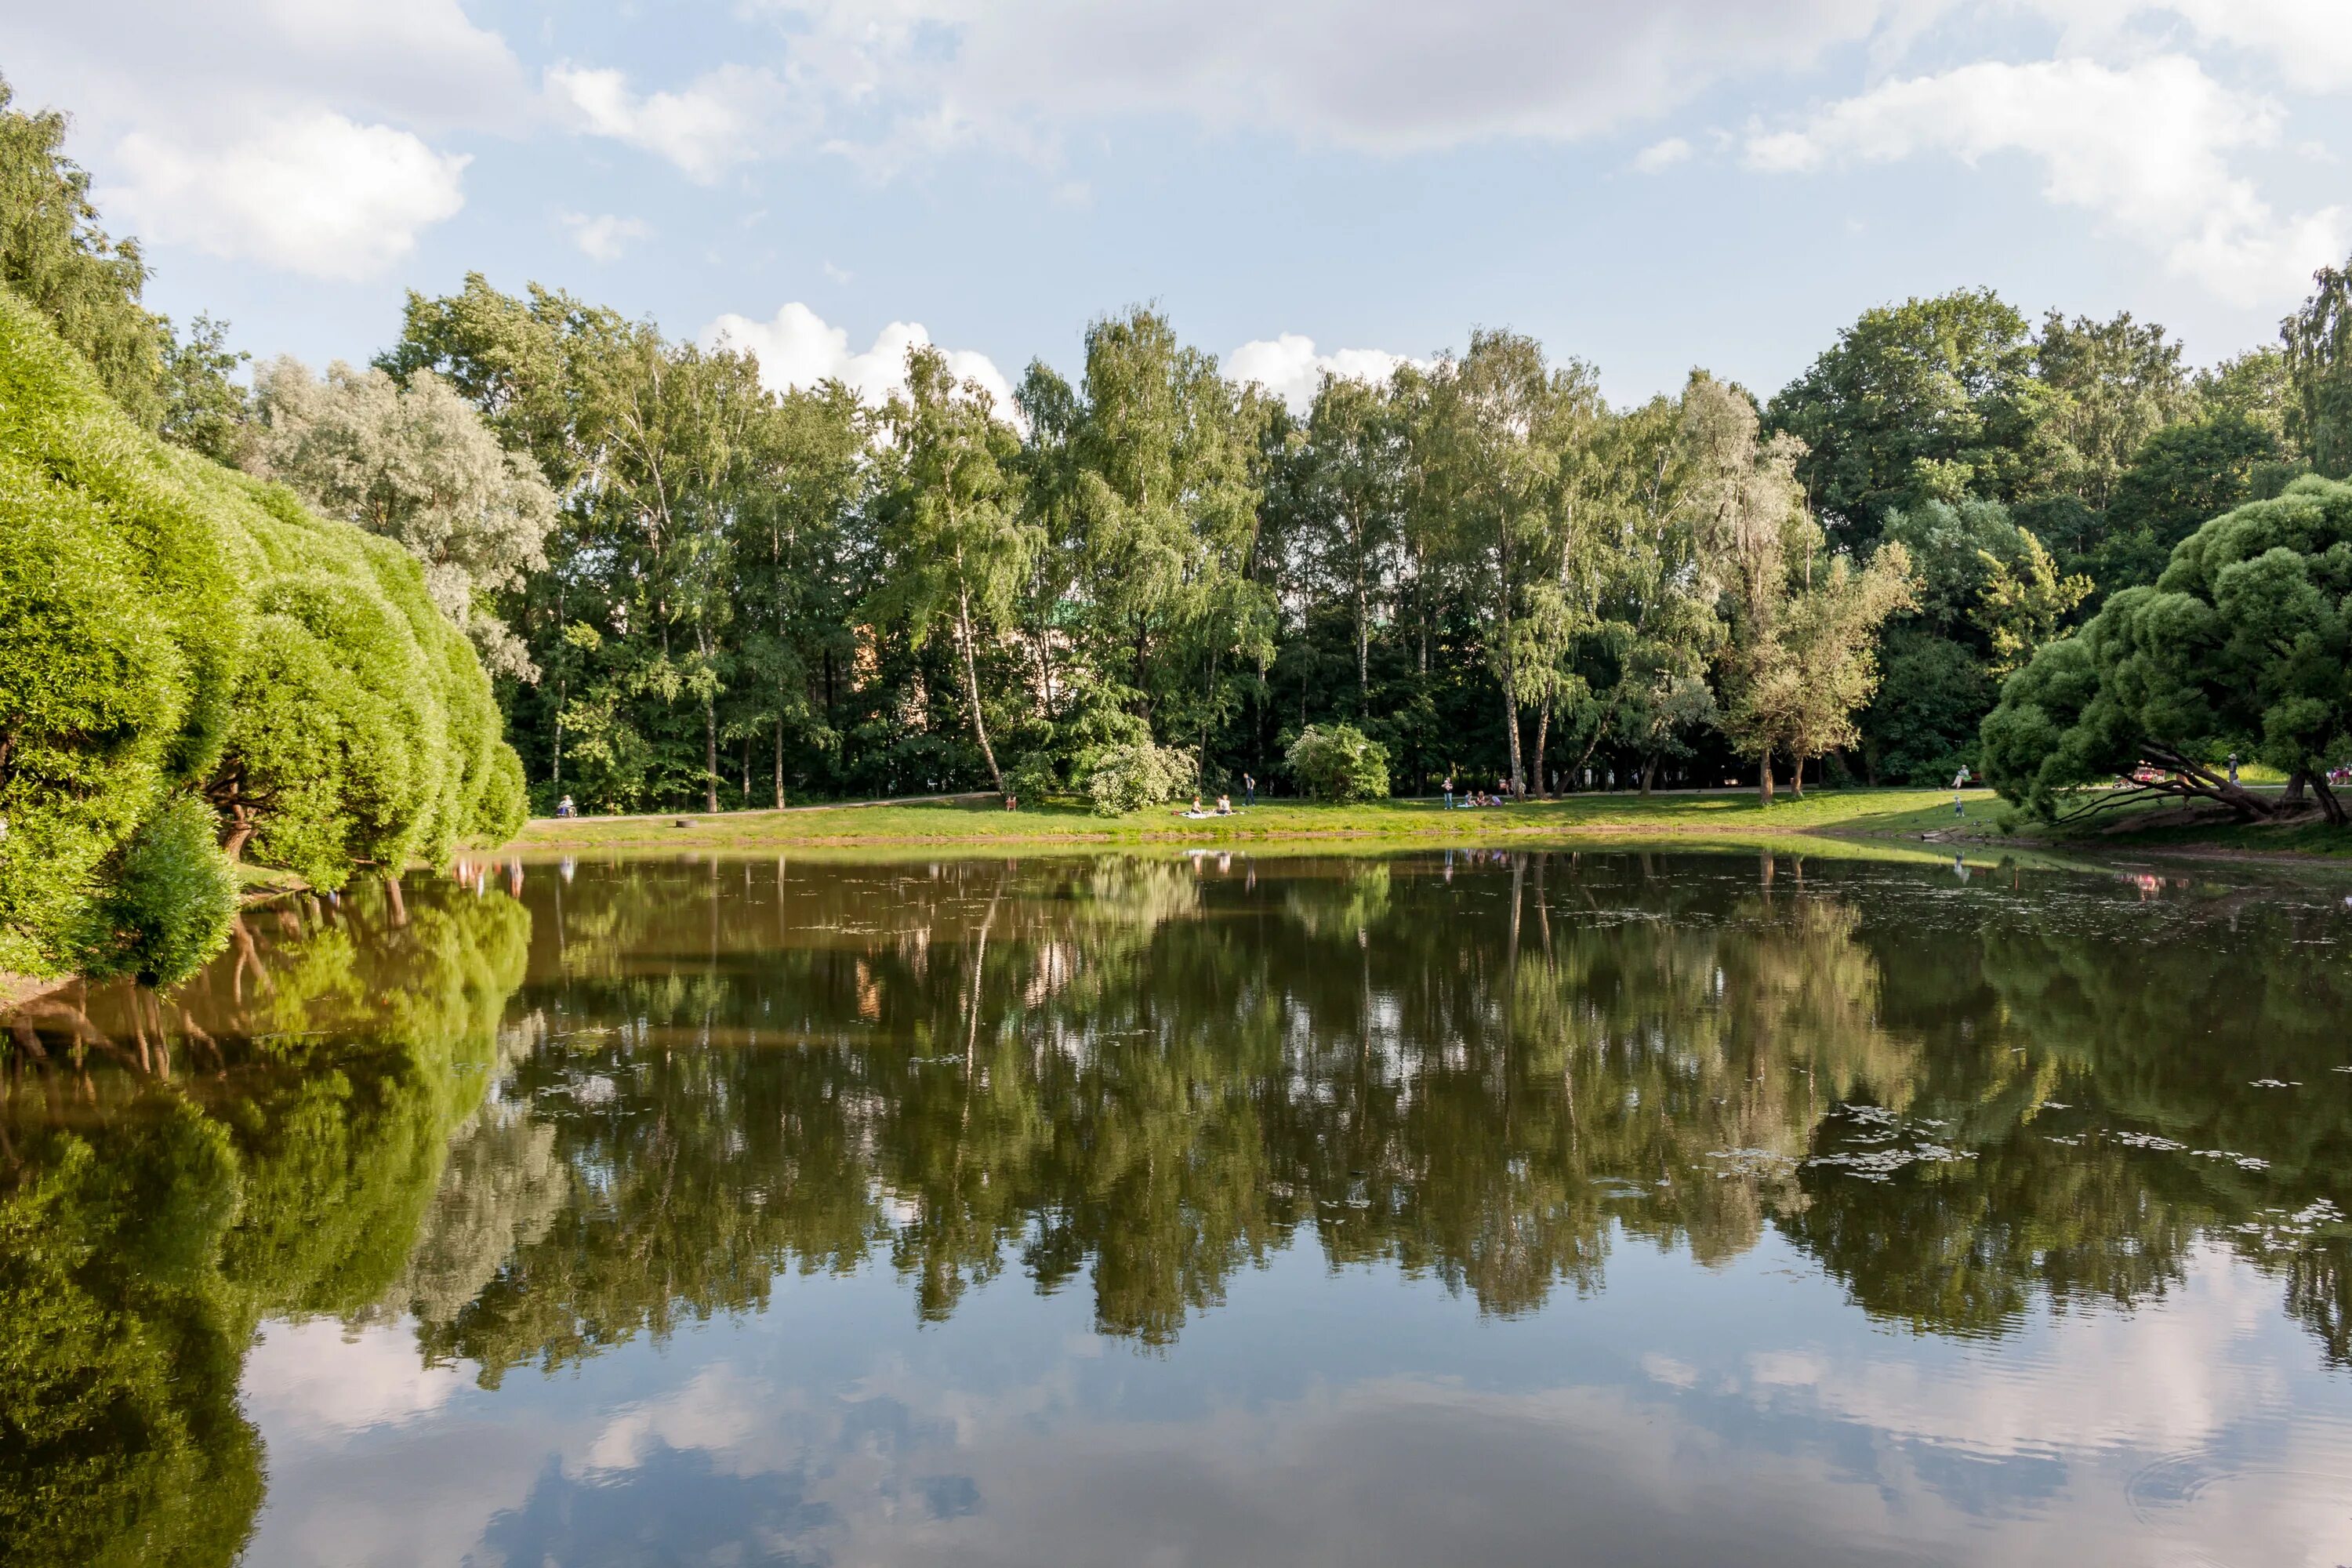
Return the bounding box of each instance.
[1982,475,2352,825]
[1285,723,1391,801]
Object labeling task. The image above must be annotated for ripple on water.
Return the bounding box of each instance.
[2125,1446,2352,1568]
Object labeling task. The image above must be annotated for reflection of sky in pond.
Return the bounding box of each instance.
[238,1232,2352,1567]
[12,848,2352,1566]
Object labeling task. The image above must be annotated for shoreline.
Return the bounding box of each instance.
[497,786,2352,866]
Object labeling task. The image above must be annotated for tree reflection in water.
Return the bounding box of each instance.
[5,849,2350,1564]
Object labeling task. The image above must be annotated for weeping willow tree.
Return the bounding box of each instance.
[0,289,527,985]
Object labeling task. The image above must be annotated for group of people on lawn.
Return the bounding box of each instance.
[1441,775,1530,808]
[1177,775,1256,818]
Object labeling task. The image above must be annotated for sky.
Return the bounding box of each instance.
[8,0,2352,410]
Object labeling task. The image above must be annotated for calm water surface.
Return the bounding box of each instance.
[7,847,2352,1566]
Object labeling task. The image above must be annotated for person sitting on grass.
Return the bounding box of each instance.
[1216,793,1232,815]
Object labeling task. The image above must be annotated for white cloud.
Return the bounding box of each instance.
[100,112,469,281]
[561,212,651,262]
[1633,136,1695,172]
[1227,333,1422,413]
[2165,0,2352,93]
[1744,54,2350,305]
[2020,0,2352,95]
[240,1318,471,1436]
[756,0,1893,157]
[702,302,1016,410]
[545,63,786,183]
[771,0,1910,154]
[3,0,524,132]
[592,1,2352,190]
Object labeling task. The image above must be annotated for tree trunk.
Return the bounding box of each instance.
[1758,754,1775,805]
[958,588,1006,796]
[1533,706,1551,795]
[383,874,407,927]
[1640,755,1657,797]
[2143,744,2278,819]
[1417,572,1428,677]
[2312,771,2347,826]
[1789,747,1806,799]
[1356,546,1370,705]
[702,690,719,813]
[1500,678,1525,796]
[2283,768,2309,805]
[774,717,785,808]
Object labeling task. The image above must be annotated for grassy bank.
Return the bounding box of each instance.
[498,784,2352,863]
[506,786,1986,854]
[1885,790,2352,860]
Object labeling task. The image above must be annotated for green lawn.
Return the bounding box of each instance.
[499,782,2352,863]
[1893,789,2352,859]
[510,786,1980,854]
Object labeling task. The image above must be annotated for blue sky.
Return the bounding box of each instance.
[10,1,2352,408]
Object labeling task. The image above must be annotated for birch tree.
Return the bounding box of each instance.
[872,345,1033,797]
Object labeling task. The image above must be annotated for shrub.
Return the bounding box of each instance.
[0,289,238,975]
[1004,752,1062,804]
[1285,724,1390,803]
[1086,742,1198,817]
[471,741,528,843]
[0,286,525,975]
[77,793,237,985]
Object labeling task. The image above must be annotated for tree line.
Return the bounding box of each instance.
[251,271,2352,819]
[210,269,2352,818]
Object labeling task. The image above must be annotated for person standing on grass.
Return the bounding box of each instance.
[1243,772,1256,807]
[1953,763,1972,817]
[1443,773,1455,809]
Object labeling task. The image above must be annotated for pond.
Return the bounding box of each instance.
[5,846,2352,1566]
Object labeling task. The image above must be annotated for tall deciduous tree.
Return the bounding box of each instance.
[1686,374,1913,800]
[0,74,248,455]
[1431,328,1595,795]
[1298,374,1405,706]
[250,358,557,681]
[2032,309,2198,514]
[1066,308,1272,762]
[872,345,1033,797]
[1767,289,2043,541]
[2285,252,2352,479]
